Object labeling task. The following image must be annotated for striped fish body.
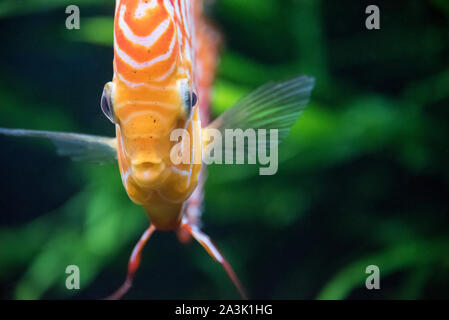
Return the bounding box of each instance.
[112,0,206,230]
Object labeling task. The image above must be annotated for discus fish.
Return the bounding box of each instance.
[0,0,314,299]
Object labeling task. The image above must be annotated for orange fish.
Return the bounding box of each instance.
[0,0,314,299]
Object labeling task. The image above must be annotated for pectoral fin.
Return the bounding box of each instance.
[205,76,315,156]
[0,128,117,163]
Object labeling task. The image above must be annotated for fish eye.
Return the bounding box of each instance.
[185,91,198,108]
[191,92,198,107]
[183,90,198,117]
[179,79,197,118]
[101,82,115,124]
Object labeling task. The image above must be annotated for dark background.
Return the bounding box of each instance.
[0,0,448,299]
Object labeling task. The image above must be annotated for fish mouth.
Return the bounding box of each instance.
[131,161,169,189]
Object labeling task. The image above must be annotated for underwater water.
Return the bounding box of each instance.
[0,0,448,300]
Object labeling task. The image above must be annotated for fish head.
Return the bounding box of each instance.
[100,0,202,217]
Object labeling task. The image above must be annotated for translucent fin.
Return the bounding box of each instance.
[0,128,117,163]
[207,76,315,155]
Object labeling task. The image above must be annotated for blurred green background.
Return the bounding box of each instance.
[0,0,448,299]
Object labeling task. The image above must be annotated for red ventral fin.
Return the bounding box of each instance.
[182,221,248,299]
[106,224,156,300]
